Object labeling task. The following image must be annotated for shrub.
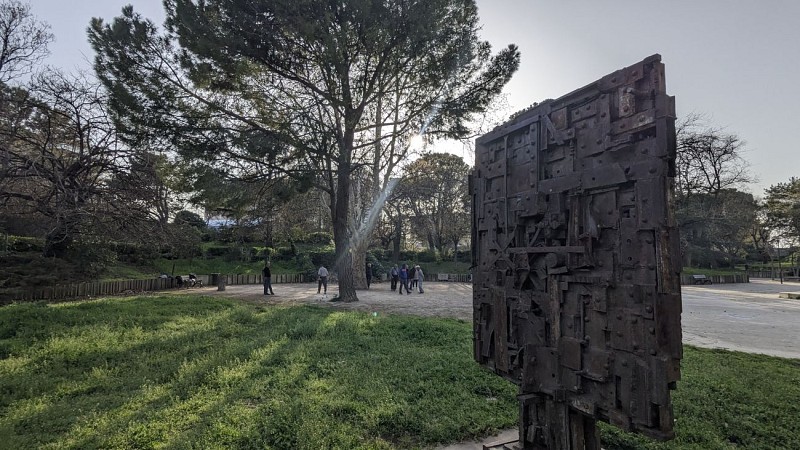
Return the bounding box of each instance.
[308,250,336,268]
[294,253,316,279]
[417,249,439,263]
[7,236,44,253]
[67,241,118,277]
[366,252,386,279]
[205,246,229,258]
[275,246,294,261]
[306,232,333,245]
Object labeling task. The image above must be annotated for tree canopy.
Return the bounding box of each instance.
[89,0,519,300]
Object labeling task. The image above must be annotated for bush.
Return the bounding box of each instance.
[369,248,391,261]
[366,252,386,280]
[6,236,44,253]
[259,247,274,260]
[306,232,333,245]
[293,253,317,279]
[67,241,118,277]
[307,250,336,268]
[0,253,78,289]
[417,249,440,263]
[222,246,257,262]
[205,246,229,258]
[275,246,294,261]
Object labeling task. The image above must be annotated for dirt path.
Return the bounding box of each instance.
[185,280,476,321]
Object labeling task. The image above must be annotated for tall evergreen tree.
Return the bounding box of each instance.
[89,0,519,301]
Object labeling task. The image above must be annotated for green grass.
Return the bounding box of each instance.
[2,297,798,449]
[601,347,800,449]
[0,297,517,449]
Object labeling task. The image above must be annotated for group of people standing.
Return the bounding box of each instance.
[262,261,425,296]
[389,264,424,294]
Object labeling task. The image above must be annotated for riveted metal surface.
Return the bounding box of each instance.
[472,54,681,449]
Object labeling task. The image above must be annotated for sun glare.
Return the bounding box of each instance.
[409,134,424,150]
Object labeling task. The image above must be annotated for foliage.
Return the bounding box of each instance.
[673,114,757,267]
[764,177,800,246]
[678,190,758,268]
[305,232,333,246]
[395,153,471,257]
[173,210,207,230]
[0,298,518,448]
[0,70,133,257]
[0,252,78,288]
[89,0,520,301]
[599,347,800,449]
[3,235,43,253]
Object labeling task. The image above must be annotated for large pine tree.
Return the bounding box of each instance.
[90,0,519,301]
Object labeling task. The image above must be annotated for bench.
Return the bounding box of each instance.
[691,274,712,285]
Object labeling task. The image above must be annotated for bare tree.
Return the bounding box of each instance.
[675,113,755,196]
[0,0,53,83]
[0,70,126,257]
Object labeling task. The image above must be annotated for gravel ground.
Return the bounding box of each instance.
[189,280,476,321]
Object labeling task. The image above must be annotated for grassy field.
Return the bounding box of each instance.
[1,296,799,449]
[0,296,516,449]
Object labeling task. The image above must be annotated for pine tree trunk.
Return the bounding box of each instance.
[332,130,358,302]
[351,240,368,289]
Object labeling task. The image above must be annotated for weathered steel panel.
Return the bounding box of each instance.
[473,54,681,448]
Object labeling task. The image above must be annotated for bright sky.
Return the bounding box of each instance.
[31,0,800,197]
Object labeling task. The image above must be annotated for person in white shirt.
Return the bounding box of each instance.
[317,265,329,294]
[415,265,424,293]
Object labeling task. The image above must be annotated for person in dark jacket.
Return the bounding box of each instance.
[398,264,410,294]
[390,265,399,291]
[262,263,274,295]
[409,265,417,290]
[366,263,373,288]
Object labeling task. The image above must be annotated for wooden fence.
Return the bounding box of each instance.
[2,273,310,303]
[679,274,749,285]
[2,277,180,303]
[747,270,800,280]
[2,271,755,304]
[223,273,307,285]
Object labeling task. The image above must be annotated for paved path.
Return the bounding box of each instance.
[183,279,800,449]
[681,278,800,359]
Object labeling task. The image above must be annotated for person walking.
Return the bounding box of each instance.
[262,263,274,295]
[390,265,399,291]
[415,265,424,293]
[366,262,373,289]
[317,265,329,294]
[398,263,410,294]
[409,265,417,290]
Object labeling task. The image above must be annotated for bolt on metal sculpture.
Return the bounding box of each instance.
[471,55,682,449]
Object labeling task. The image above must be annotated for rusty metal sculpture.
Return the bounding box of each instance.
[471,55,681,449]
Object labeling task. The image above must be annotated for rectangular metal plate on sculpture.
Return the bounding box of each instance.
[472,54,682,449]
